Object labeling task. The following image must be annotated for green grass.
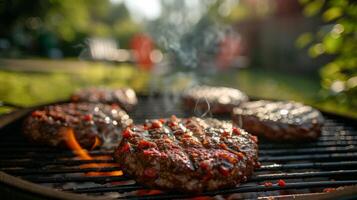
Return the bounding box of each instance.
[0,59,149,108]
[223,69,320,103]
[0,59,355,118]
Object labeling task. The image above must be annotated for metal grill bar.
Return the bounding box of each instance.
[259,146,357,155]
[22,169,357,184]
[3,166,121,175]
[0,151,111,159]
[120,180,357,200]
[65,180,357,195]
[250,170,357,181]
[319,137,357,141]
[0,159,116,167]
[64,184,143,193]
[258,161,357,171]
[23,175,129,183]
[259,141,357,149]
[259,152,357,162]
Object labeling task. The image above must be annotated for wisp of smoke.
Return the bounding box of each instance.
[76,39,91,61]
[193,97,212,118]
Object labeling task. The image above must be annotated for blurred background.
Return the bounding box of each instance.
[0,0,356,117]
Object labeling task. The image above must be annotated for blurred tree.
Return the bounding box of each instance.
[0,0,140,57]
[297,0,357,110]
[111,3,141,48]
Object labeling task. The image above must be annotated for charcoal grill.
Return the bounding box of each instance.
[0,95,357,200]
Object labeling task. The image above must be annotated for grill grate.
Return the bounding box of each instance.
[0,95,357,199]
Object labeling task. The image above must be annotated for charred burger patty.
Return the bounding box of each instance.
[114,116,258,192]
[23,103,132,149]
[232,100,324,141]
[182,86,248,114]
[71,87,138,111]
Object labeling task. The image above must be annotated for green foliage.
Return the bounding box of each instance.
[296,33,313,48]
[301,0,325,17]
[298,0,357,111]
[45,0,91,41]
[44,0,141,46]
[0,0,141,56]
[323,7,343,21]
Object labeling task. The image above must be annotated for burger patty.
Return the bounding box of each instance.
[182,86,248,114]
[71,87,138,111]
[232,100,324,141]
[114,116,259,192]
[23,103,132,149]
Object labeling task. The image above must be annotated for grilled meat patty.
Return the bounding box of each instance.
[232,100,324,141]
[71,87,138,111]
[182,86,248,114]
[114,116,259,192]
[23,103,132,149]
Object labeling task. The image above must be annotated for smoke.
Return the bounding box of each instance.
[193,96,212,118]
[171,19,227,69]
[76,39,91,61]
[146,0,233,71]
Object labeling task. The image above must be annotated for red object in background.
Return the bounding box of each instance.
[216,33,242,70]
[130,34,154,71]
[277,179,286,187]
